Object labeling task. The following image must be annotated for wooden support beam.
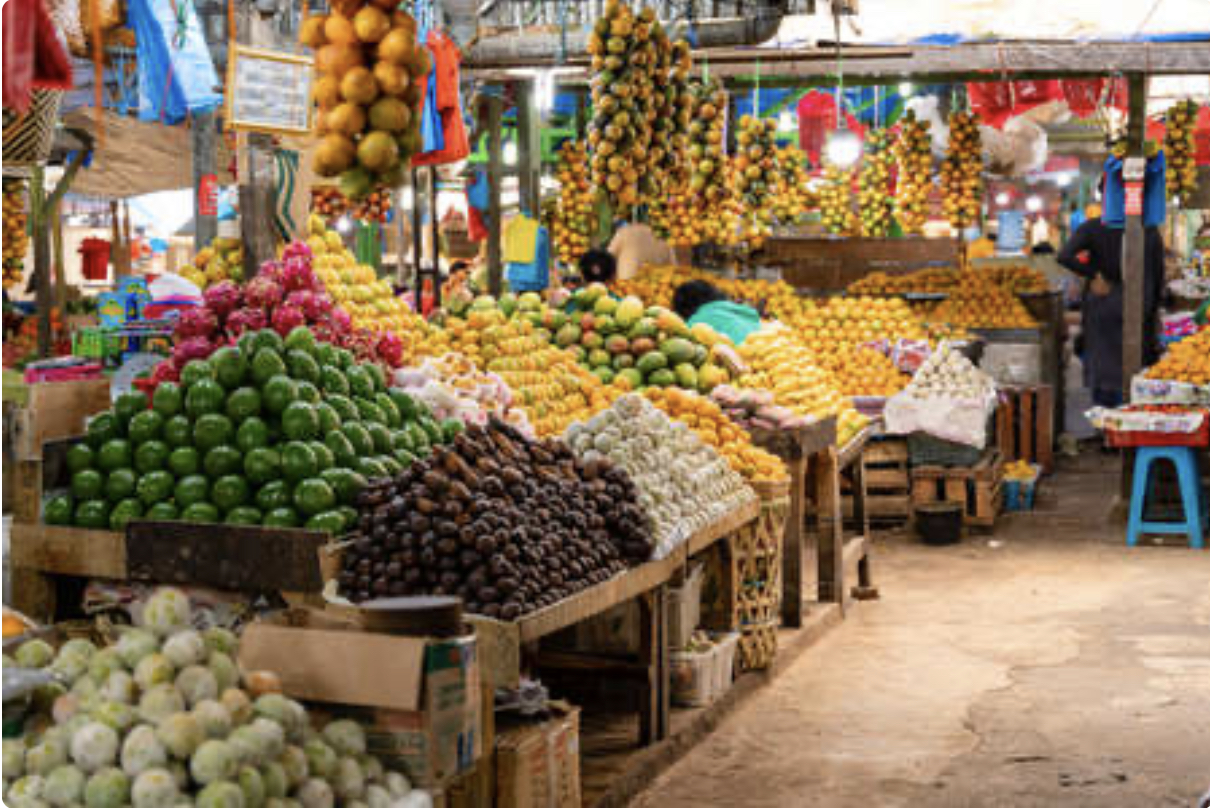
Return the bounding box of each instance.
[239,134,277,280]
[486,94,504,296]
[515,79,540,216]
[1121,72,1148,396]
[192,109,218,250]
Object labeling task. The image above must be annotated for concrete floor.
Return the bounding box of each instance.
[633,453,1210,808]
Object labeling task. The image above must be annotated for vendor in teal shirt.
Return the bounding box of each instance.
[672,280,762,345]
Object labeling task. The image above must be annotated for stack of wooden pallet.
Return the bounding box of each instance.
[910,450,1005,529]
[842,438,910,527]
[997,384,1054,473]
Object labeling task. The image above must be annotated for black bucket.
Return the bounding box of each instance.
[914,502,964,545]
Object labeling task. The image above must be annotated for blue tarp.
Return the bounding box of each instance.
[127,0,221,124]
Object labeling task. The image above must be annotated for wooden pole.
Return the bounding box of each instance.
[192,109,218,250]
[1121,73,1148,394]
[52,199,67,317]
[516,79,540,216]
[429,165,441,307]
[32,167,52,358]
[486,93,504,296]
[410,167,423,286]
[240,133,277,279]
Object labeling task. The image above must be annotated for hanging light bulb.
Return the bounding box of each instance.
[899,82,914,97]
[995,191,1011,206]
[336,215,353,234]
[504,141,518,166]
[778,110,795,132]
[1025,195,1043,213]
[825,128,862,169]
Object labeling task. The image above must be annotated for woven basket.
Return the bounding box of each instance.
[3,90,64,166]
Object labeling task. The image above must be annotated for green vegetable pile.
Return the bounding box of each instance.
[45,327,462,534]
[3,587,429,808]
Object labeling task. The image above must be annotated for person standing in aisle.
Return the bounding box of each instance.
[1057,216,1165,407]
[608,221,673,281]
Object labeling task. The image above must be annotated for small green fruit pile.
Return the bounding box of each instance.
[45,326,460,534]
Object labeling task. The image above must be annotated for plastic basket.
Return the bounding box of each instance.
[1106,420,1210,449]
[72,328,125,360]
[908,432,985,467]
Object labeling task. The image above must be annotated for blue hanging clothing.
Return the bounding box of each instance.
[1101,152,1167,229]
[128,0,221,124]
[419,50,445,154]
[505,225,551,292]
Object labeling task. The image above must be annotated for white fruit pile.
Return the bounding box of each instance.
[903,342,994,400]
[3,587,432,808]
[564,394,754,559]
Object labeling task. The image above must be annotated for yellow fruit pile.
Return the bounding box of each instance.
[442,309,619,436]
[819,346,910,398]
[850,265,1048,296]
[820,164,856,236]
[1145,327,1210,385]
[858,130,894,237]
[1164,99,1199,205]
[303,0,428,196]
[551,140,595,265]
[737,326,868,445]
[3,181,29,290]
[893,110,932,234]
[770,146,816,225]
[734,115,780,248]
[940,110,983,230]
[786,296,929,357]
[1004,459,1037,481]
[588,2,679,215]
[306,215,413,332]
[184,237,244,290]
[645,387,787,483]
[927,284,1038,329]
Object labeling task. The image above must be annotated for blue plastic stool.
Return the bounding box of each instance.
[1127,447,1206,548]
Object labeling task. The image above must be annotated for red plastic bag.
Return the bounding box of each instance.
[2,0,73,113]
[1061,77,1128,119]
[968,80,1061,128]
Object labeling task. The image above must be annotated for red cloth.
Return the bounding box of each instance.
[412,31,469,167]
[968,80,1062,129]
[796,90,864,167]
[467,206,488,242]
[2,0,73,112]
[1061,78,1128,119]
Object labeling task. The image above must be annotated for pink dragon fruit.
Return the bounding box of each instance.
[202,281,242,323]
[175,307,218,340]
[376,332,404,368]
[151,361,180,385]
[172,336,217,369]
[302,291,333,322]
[245,275,284,311]
[282,257,316,293]
[285,290,315,316]
[330,307,352,334]
[226,306,268,336]
[271,304,306,337]
[281,240,312,263]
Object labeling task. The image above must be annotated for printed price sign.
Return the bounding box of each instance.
[224,45,314,136]
[198,174,218,216]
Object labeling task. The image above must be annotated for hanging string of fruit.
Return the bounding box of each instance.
[775,146,817,226]
[551,140,595,265]
[819,164,856,236]
[893,110,932,235]
[302,0,428,198]
[1164,99,1199,205]
[588,2,668,216]
[734,114,779,248]
[653,40,694,189]
[3,180,29,290]
[858,130,894,237]
[940,109,983,231]
[312,185,393,224]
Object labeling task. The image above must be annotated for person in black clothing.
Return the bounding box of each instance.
[1057,217,1165,407]
[578,249,617,285]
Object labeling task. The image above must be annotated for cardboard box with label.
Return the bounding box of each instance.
[239,610,482,788]
[495,703,581,808]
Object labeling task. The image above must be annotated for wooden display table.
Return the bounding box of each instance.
[469,499,760,748]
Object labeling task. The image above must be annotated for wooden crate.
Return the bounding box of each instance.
[842,438,910,525]
[7,379,111,461]
[910,451,1004,529]
[996,385,1054,473]
[702,479,787,670]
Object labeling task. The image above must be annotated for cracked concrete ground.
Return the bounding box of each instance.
[632,453,1210,807]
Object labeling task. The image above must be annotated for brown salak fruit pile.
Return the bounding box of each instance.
[342,418,652,619]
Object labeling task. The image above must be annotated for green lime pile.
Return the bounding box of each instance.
[44,327,460,534]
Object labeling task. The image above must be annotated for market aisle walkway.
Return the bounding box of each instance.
[632,454,1210,808]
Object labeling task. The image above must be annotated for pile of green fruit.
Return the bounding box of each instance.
[551,284,732,393]
[45,327,459,534]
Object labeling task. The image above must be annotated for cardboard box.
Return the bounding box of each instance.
[495,703,581,808]
[240,610,482,787]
